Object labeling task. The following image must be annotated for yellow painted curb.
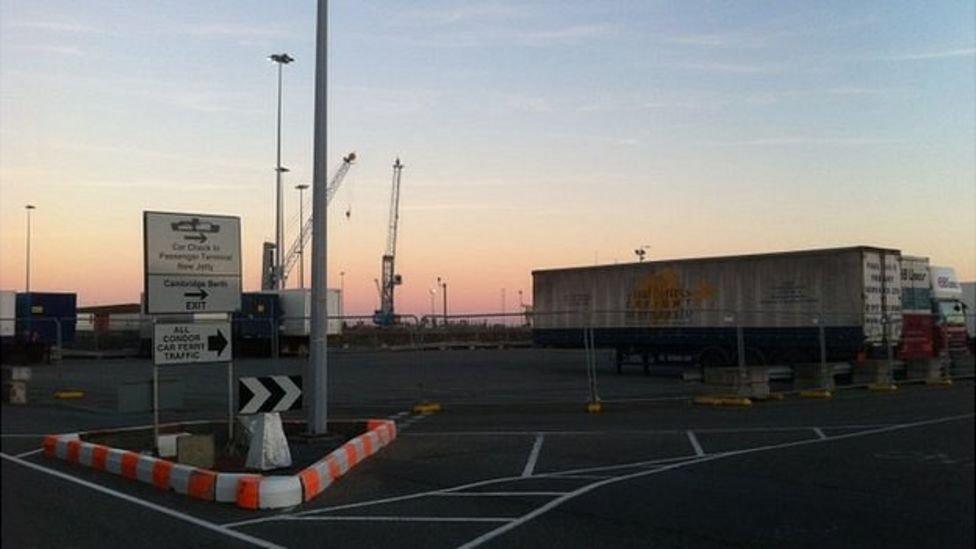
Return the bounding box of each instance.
[799,389,833,399]
[925,379,953,387]
[412,402,442,415]
[693,395,753,407]
[586,401,603,413]
[868,383,898,392]
[53,390,84,399]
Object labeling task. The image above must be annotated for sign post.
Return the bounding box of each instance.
[145,211,242,452]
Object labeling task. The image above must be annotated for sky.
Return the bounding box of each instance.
[1,0,974,316]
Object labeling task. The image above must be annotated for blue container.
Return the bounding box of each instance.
[16,292,77,345]
[233,292,280,339]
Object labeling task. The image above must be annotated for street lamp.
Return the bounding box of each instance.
[437,277,447,324]
[270,52,294,289]
[428,287,437,319]
[634,245,650,262]
[25,205,35,292]
[295,183,309,288]
[339,271,345,315]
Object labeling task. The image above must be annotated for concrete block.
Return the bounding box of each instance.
[177,434,215,469]
[852,360,893,386]
[793,363,835,391]
[705,367,770,399]
[2,367,32,381]
[157,432,190,458]
[4,381,27,404]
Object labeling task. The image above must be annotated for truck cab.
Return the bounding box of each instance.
[929,266,968,357]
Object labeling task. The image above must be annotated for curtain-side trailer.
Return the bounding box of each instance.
[532,247,902,372]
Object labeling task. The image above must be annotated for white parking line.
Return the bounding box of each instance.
[283,516,515,523]
[456,413,975,548]
[686,430,705,457]
[396,424,896,437]
[813,427,827,440]
[14,449,42,458]
[435,492,566,497]
[0,452,284,549]
[521,434,545,477]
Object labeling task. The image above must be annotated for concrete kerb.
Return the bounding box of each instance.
[41,419,397,510]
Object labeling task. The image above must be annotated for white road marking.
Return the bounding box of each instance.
[545,455,697,478]
[396,424,896,437]
[0,452,285,549]
[813,427,827,440]
[14,449,42,458]
[686,430,705,457]
[282,516,515,523]
[521,434,545,477]
[456,413,975,549]
[435,492,566,497]
[550,474,614,480]
[223,456,697,529]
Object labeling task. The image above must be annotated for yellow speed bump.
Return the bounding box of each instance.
[412,402,442,415]
[799,389,833,399]
[693,395,753,407]
[868,383,898,392]
[925,379,953,387]
[53,390,84,399]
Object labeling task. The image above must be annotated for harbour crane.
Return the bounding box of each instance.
[279,152,357,286]
[373,158,404,325]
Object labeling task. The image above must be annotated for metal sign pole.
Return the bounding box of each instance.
[152,317,159,455]
[228,360,234,441]
[307,0,329,435]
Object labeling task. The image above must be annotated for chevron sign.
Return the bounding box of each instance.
[238,375,303,414]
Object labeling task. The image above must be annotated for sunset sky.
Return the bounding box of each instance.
[1,0,974,316]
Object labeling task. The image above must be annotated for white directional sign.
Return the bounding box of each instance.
[144,211,241,314]
[154,322,232,365]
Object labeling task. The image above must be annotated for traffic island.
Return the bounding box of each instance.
[42,418,396,510]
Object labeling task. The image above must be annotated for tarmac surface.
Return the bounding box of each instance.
[2,349,974,548]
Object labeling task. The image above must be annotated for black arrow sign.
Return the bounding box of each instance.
[208,330,228,356]
[184,232,208,244]
[238,376,302,414]
[184,289,209,301]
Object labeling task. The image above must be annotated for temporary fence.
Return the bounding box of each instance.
[1,310,973,411]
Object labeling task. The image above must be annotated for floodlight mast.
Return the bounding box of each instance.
[307,1,328,436]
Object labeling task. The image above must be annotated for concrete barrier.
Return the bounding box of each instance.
[703,367,770,399]
[793,363,835,391]
[852,360,893,387]
[42,419,398,511]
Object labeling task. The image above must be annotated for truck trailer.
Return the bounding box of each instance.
[532,247,902,372]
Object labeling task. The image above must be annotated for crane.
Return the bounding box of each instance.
[373,158,404,325]
[279,152,357,286]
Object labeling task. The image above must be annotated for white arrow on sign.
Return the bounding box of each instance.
[272,375,302,411]
[238,375,303,414]
[239,377,272,415]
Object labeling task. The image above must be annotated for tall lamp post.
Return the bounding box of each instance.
[295,183,309,288]
[437,277,447,324]
[270,52,294,289]
[339,271,345,316]
[25,204,35,292]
